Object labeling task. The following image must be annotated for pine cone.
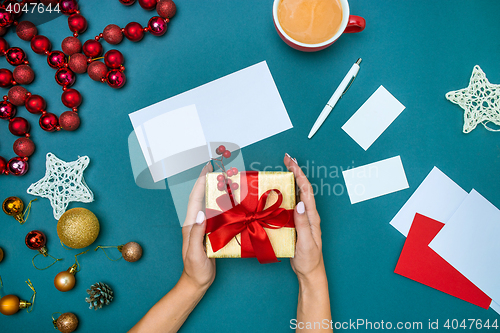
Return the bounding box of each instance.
[85,282,114,310]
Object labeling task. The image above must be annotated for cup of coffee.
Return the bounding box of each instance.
[273,0,365,52]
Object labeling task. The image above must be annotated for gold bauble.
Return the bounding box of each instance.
[57,208,99,249]
[56,312,79,333]
[0,247,4,262]
[120,242,143,262]
[2,197,23,215]
[0,295,20,316]
[54,271,76,292]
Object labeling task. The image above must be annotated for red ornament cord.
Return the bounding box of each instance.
[0,0,177,176]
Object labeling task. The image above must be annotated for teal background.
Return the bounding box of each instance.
[1,0,500,332]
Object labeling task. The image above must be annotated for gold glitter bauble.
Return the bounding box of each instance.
[56,312,79,333]
[120,242,143,262]
[57,208,99,249]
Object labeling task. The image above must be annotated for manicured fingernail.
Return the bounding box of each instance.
[296,201,305,214]
[196,211,205,224]
[292,158,298,164]
[285,153,298,164]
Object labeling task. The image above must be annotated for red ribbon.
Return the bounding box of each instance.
[205,172,295,264]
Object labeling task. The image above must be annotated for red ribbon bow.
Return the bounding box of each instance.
[205,172,295,264]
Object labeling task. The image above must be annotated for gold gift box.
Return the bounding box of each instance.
[205,171,296,258]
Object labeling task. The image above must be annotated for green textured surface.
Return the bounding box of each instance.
[1,0,500,332]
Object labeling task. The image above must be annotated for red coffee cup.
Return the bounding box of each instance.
[273,0,365,52]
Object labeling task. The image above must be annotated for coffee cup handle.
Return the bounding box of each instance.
[344,15,366,33]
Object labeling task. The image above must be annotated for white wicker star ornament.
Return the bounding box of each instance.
[446,65,500,133]
[27,153,94,220]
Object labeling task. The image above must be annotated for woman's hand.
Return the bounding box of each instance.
[181,162,216,290]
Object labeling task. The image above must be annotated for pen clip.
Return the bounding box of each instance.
[340,58,362,99]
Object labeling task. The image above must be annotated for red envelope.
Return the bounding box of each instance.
[394,213,491,309]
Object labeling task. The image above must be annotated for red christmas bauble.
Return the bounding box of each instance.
[103,24,123,45]
[8,157,28,176]
[0,101,16,119]
[104,50,124,69]
[0,37,9,55]
[87,61,108,81]
[25,230,46,250]
[148,16,167,36]
[47,50,67,68]
[68,14,87,34]
[0,68,13,88]
[9,117,30,136]
[25,95,46,114]
[156,0,176,18]
[68,53,88,74]
[61,88,82,108]
[39,112,59,132]
[106,70,126,88]
[0,27,7,37]
[31,35,52,54]
[6,47,26,66]
[13,137,35,157]
[59,111,80,131]
[0,156,7,174]
[139,0,157,10]
[16,21,37,41]
[82,39,103,58]
[13,64,35,85]
[0,8,14,28]
[60,0,79,15]
[61,36,81,55]
[119,0,136,5]
[55,68,76,87]
[124,22,145,42]
[8,86,29,106]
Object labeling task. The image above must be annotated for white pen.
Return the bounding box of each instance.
[308,58,362,139]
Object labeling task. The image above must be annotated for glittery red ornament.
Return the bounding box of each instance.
[124,22,145,42]
[139,0,157,10]
[157,0,176,18]
[104,50,124,69]
[16,21,38,41]
[68,14,87,34]
[8,86,28,106]
[0,37,9,55]
[13,65,35,85]
[87,61,108,81]
[0,156,7,174]
[82,39,103,58]
[13,137,35,157]
[61,88,82,108]
[8,157,28,176]
[55,68,76,87]
[0,27,7,37]
[60,0,79,15]
[0,68,13,88]
[39,112,59,132]
[68,53,88,74]
[47,51,67,68]
[0,101,16,119]
[6,47,26,66]
[119,0,136,5]
[9,117,30,136]
[61,36,82,55]
[31,35,52,54]
[106,70,126,88]
[25,95,46,114]
[0,8,14,28]
[148,16,167,36]
[103,24,123,45]
[25,230,46,250]
[59,111,80,131]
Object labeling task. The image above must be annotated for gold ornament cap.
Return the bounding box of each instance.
[57,208,100,249]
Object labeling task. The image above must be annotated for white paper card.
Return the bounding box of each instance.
[342,156,409,204]
[429,190,500,304]
[389,167,468,237]
[342,85,405,150]
[129,61,293,182]
[491,301,500,315]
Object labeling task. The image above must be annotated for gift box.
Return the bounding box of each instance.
[205,171,296,263]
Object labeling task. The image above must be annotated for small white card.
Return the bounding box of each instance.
[389,167,468,237]
[429,189,500,305]
[342,156,409,204]
[342,85,405,150]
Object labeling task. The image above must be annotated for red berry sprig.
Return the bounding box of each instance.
[213,145,239,192]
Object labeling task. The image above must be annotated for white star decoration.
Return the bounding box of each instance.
[446,65,500,133]
[27,153,94,220]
